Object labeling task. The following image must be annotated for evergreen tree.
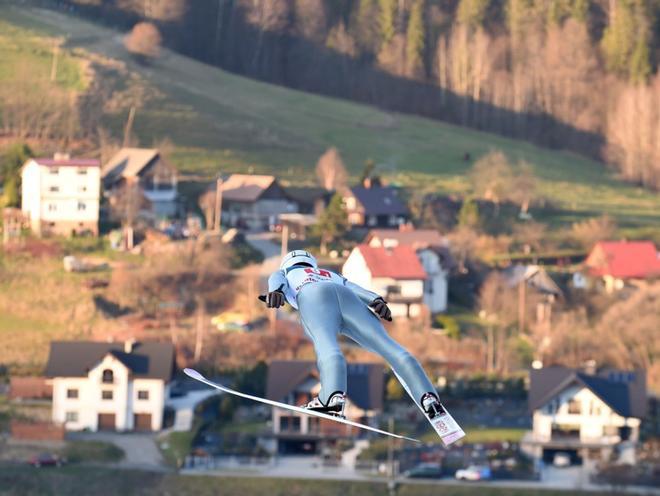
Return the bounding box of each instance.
[378,0,397,46]
[311,192,348,255]
[629,36,652,82]
[0,143,33,209]
[406,0,426,76]
[458,198,481,229]
[601,0,650,81]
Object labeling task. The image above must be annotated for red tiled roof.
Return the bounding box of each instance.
[357,244,427,279]
[35,158,100,168]
[366,228,445,250]
[585,241,660,279]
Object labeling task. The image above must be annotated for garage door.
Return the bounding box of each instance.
[97,413,116,431]
[134,413,152,432]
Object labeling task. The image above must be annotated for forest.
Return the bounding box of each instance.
[52,0,660,189]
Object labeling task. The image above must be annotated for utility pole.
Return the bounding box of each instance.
[518,278,527,334]
[123,106,136,147]
[213,177,223,232]
[280,223,289,258]
[387,416,397,496]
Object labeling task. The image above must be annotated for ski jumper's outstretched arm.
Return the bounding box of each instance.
[266,269,289,308]
[341,276,392,321]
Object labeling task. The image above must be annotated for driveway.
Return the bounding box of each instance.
[68,432,166,471]
[245,232,281,278]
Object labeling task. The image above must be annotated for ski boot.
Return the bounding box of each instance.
[420,392,446,419]
[301,391,346,419]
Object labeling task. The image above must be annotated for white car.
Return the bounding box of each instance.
[455,465,492,481]
[553,452,571,467]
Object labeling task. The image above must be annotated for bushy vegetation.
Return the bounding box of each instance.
[61,441,124,464]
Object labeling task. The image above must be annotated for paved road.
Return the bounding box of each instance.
[69,432,166,471]
[245,232,281,278]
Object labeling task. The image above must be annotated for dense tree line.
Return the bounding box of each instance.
[57,0,660,188]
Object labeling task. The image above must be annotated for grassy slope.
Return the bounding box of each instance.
[0,466,619,496]
[1,4,659,237]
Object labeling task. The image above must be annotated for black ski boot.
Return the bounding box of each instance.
[301,391,346,419]
[420,392,446,419]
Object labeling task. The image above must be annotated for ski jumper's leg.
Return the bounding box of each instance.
[337,286,435,405]
[297,284,347,405]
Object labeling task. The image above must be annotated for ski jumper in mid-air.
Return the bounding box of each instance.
[264,250,443,420]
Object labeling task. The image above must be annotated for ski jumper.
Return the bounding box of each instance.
[268,266,436,406]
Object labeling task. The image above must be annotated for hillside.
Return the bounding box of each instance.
[1,3,660,239]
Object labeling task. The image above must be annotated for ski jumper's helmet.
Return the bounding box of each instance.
[280,250,318,271]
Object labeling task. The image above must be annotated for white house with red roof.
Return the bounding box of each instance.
[21,153,100,236]
[583,241,660,292]
[365,227,451,313]
[342,244,427,318]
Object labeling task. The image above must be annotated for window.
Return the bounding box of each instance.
[65,411,78,422]
[77,201,86,211]
[48,204,57,212]
[101,369,114,384]
[279,416,301,432]
[568,399,581,414]
[49,186,59,192]
[102,390,113,400]
[49,168,59,175]
[66,388,78,399]
[77,168,87,175]
[137,390,149,400]
[78,186,87,192]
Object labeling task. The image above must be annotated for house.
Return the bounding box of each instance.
[102,148,178,219]
[21,153,100,236]
[342,244,427,318]
[503,265,563,326]
[262,360,384,455]
[284,186,333,216]
[45,340,175,432]
[582,241,660,292]
[366,227,451,313]
[342,184,409,228]
[522,365,646,465]
[207,174,297,230]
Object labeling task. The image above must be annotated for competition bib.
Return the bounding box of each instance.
[284,268,344,308]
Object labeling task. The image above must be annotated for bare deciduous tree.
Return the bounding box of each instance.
[315,147,348,191]
[124,22,163,60]
[469,150,514,213]
[570,214,616,249]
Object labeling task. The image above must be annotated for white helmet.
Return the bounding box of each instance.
[280,250,317,271]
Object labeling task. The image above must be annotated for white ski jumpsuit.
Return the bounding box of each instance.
[268,266,436,406]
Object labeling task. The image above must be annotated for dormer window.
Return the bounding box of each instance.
[102,369,114,384]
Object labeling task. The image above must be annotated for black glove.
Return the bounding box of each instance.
[369,297,392,321]
[265,290,285,308]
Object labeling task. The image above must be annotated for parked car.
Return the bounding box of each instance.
[455,465,492,481]
[404,462,444,479]
[28,453,64,468]
[553,452,572,468]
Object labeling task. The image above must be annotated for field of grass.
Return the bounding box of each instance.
[420,427,527,444]
[0,465,621,496]
[1,4,660,236]
[61,441,125,464]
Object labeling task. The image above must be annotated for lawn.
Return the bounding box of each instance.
[0,465,621,496]
[1,4,660,236]
[420,427,527,444]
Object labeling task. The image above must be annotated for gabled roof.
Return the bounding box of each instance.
[354,244,427,280]
[45,341,175,382]
[33,157,100,168]
[349,186,409,216]
[102,148,160,182]
[366,228,445,250]
[503,265,563,296]
[285,186,333,206]
[219,174,278,202]
[529,366,646,418]
[585,241,660,279]
[266,360,384,411]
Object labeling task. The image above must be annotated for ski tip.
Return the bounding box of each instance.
[183,368,205,381]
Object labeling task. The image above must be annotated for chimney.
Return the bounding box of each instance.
[583,359,597,375]
[124,339,137,354]
[53,152,70,161]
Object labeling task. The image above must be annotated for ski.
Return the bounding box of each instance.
[391,369,465,447]
[183,368,420,443]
